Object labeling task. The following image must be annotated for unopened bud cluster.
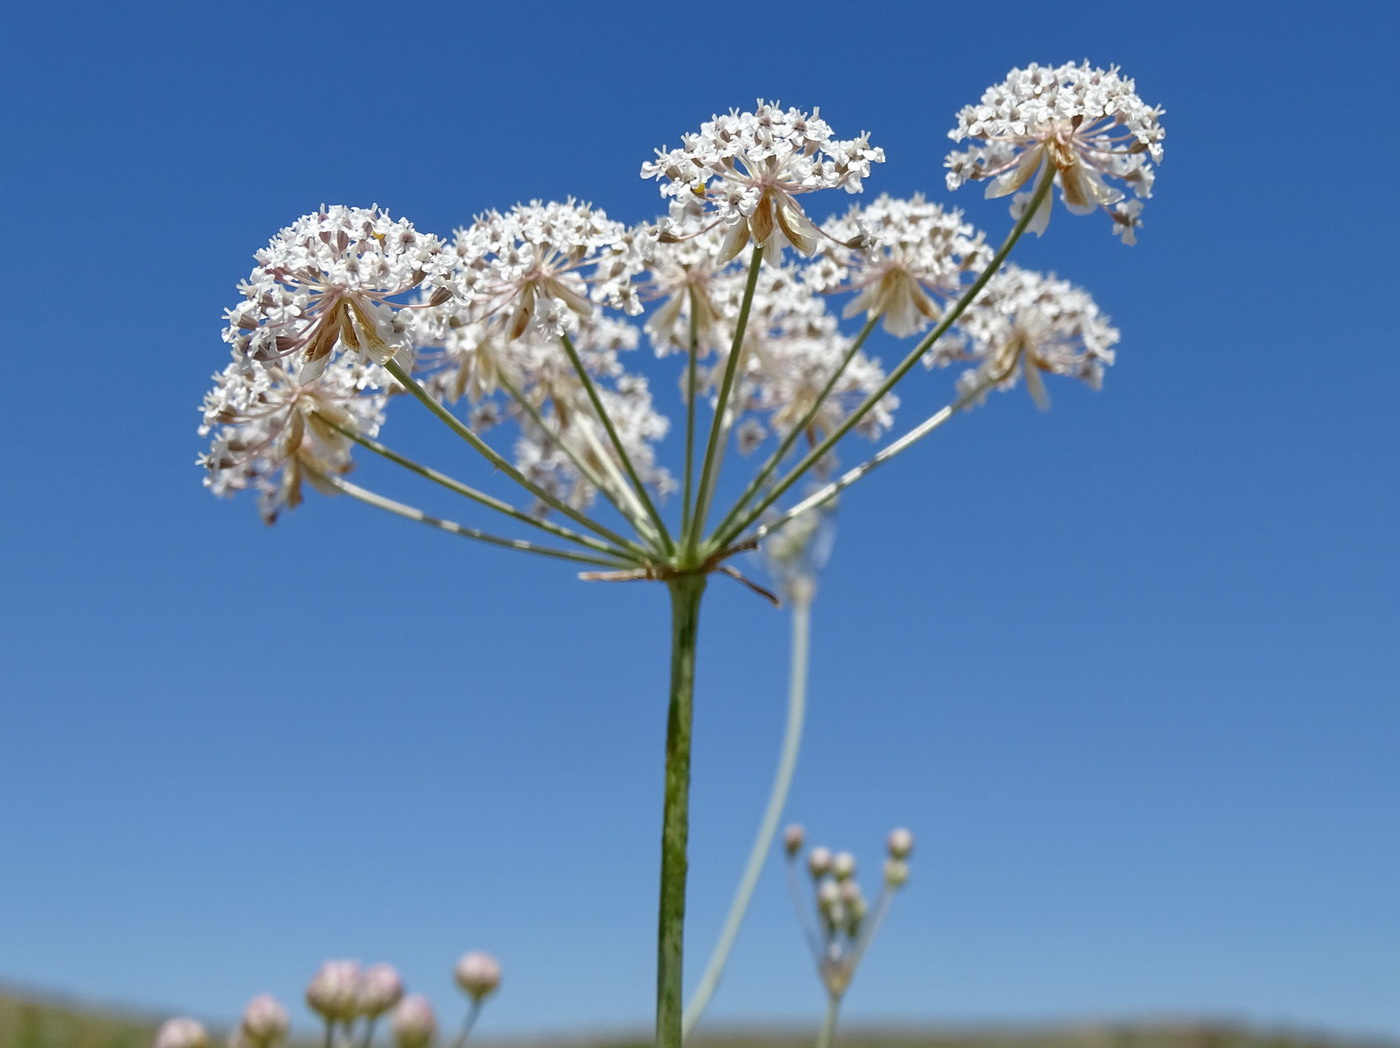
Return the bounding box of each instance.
[154,953,500,1048]
[784,824,914,999]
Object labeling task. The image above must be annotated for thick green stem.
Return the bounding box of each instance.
[683,596,811,1036]
[658,573,707,1048]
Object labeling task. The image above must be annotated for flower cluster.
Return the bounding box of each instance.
[643,101,884,260]
[945,265,1120,408]
[200,74,1153,547]
[198,355,392,523]
[810,193,992,337]
[946,62,1165,241]
[784,825,913,999]
[156,955,500,1048]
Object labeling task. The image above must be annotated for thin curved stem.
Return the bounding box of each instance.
[687,246,765,555]
[683,596,812,1036]
[447,1000,482,1048]
[710,167,1057,552]
[752,345,1024,542]
[324,476,635,568]
[494,370,658,542]
[558,333,674,555]
[707,314,879,545]
[316,414,637,561]
[382,358,645,557]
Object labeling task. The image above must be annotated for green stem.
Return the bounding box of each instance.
[447,999,481,1048]
[679,291,701,539]
[683,596,811,1036]
[494,370,657,542]
[708,314,879,546]
[558,333,675,555]
[687,246,765,555]
[815,994,842,1048]
[382,358,645,557]
[325,477,634,569]
[318,414,636,561]
[710,167,1057,553]
[657,573,707,1048]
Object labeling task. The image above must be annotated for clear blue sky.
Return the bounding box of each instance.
[2,0,1397,1041]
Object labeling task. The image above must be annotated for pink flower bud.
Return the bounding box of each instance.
[453,952,501,1001]
[807,846,832,877]
[239,996,289,1046]
[783,824,805,857]
[357,964,404,1018]
[887,827,914,860]
[155,1019,209,1048]
[390,995,437,1048]
[831,851,856,881]
[306,960,361,1022]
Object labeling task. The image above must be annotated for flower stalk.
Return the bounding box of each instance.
[658,572,706,1048]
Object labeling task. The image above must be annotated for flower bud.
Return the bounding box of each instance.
[831,851,856,882]
[454,952,501,1001]
[887,827,914,860]
[155,1019,209,1048]
[884,858,910,888]
[807,846,832,878]
[239,996,289,1047]
[816,879,841,914]
[390,995,437,1048]
[357,964,404,1018]
[783,824,805,858]
[306,960,361,1022]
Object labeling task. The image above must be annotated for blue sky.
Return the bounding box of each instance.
[2,0,1397,1041]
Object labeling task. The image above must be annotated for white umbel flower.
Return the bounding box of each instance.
[643,101,884,261]
[199,357,390,523]
[226,206,450,381]
[952,265,1120,408]
[946,62,1164,239]
[813,194,991,337]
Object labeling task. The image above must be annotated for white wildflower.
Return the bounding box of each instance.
[643,101,884,261]
[445,199,643,341]
[198,356,390,523]
[226,206,449,381]
[952,265,1120,408]
[814,194,991,337]
[946,62,1164,239]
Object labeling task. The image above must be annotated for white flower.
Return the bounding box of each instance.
[227,206,449,381]
[643,101,884,261]
[453,951,501,1000]
[813,194,991,337]
[946,62,1164,239]
[155,1019,209,1048]
[950,265,1120,408]
[729,265,897,449]
[198,356,390,523]
[445,199,643,341]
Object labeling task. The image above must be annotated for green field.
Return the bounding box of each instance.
[3,989,1393,1048]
